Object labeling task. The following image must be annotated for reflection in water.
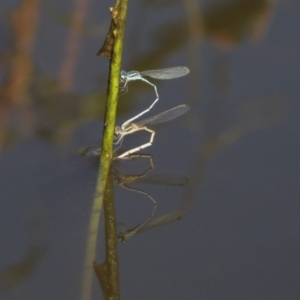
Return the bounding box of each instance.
[81,151,189,207]
[127,0,276,75]
[91,153,189,298]
[1,0,296,299]
[118,207,186,243]
[117,205,157,243]
[0,0,278,152]
[58,0,91,93]
[114,154,189,242]
[86,161,119,300]
[185,93,290,208]
[0,0,40,148]
[0,214,48,297]
[202,0,275,47]
[114,154,157,204]
[0,245,46,295]
[238,94,289,130]
[0,1,107,151]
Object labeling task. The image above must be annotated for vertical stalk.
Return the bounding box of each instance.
[81,1,128,299]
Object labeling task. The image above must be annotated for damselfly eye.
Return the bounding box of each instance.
[115,126,121,134]
[120,70,127,78]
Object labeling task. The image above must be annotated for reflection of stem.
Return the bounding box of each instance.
[183,0,204,108]
[183,0,204,54]
[93,165,119,300]
[58,0,90,92]
[80,179,107,300]
[81,1,128,299]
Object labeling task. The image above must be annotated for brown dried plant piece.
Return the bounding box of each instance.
[97,7,119,59]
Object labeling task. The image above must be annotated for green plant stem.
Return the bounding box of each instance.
[81,1,128,300]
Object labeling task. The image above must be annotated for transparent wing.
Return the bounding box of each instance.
[135,104,190,127]
[137,210,186,234]
[139,66,189,80]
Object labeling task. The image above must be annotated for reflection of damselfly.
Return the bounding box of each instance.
[114,154,188,205]
[114,154,188,242]
[115,104,190,158]
[120,66,190,128]
[118,208,186,243]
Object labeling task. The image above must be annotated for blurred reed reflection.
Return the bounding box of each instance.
[125,0,275,72]
[0,0,108,152]
[184,93,290,207]
[0,214,48,297]
[0,245,47,296]
[0,0,279,153]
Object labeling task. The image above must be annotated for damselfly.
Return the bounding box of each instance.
[120,66,190,129]
[115,104,190,158]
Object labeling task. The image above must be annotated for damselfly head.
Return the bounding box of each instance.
[87,148,100,158]
[120,70,127,79]
[118,235,126,243]
[115,126,122,134]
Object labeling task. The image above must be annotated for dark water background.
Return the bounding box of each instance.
[1,0,300,299]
